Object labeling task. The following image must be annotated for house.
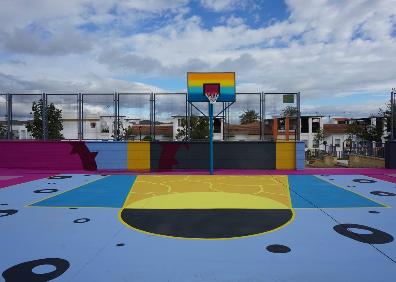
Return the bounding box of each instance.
[323,117,388,154]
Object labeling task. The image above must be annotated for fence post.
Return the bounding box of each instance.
[6,93,12,140]
[78,93,82,141]
[151,92,155,141]
[42,93,48,140]
[113,91,118,141]
[297,92,301,141]
[391,88,395,141]
[261,92,265,141]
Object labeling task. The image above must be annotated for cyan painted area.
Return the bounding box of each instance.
[31,175,136,208]
[288,175,384,208]
[86,142,127,170]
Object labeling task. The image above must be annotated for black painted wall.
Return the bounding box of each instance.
[151,141,276,170]
[385,141,396,169]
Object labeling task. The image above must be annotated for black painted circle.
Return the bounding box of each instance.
[48,176,72,180]
[0,209,18,218]
[266,244,291,253]
[370,191,396,196]
[34,189,58,194]
[2,258,70,282]
[369,211,380,214]
[116,243,125,247]
[73,218,90,224]
[352,179,376,184]
[333,224,394,244]
[121,208,293,239]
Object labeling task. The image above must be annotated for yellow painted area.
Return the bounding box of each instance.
[276,142,296,170]
[123,175,292,209]
[187,72,235,87]
[127,142,150,171]
[119,175,295,240]
[125,192,289,209]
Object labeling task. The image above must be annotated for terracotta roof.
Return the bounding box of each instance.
[130,124,173,137]
[324,124,347,134]
[227,121,261,135]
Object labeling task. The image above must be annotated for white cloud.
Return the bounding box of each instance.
[0,0,395,117]
[200,0,245,12]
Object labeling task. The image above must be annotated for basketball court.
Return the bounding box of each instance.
[1,170,396,281]
[1,73,396,281]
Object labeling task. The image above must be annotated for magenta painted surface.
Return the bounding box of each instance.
[365,174,396,184]
[0,141,96,170]
[0,173,52,189]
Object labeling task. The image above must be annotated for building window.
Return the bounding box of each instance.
[278,118,285,130]
[301,117,309,133]
[90,122,96,128]
[312,118,320,133]
[214,118,221,133]
[335,138,341,147]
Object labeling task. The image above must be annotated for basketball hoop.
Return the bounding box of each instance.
[205,92,220,104]
[203,83,220,104]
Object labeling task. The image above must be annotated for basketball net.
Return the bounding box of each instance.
[205,91,219,104]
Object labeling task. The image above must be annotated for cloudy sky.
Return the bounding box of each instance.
[0,0,395,117]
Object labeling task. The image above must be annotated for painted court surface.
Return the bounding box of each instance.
[1,170,396,281]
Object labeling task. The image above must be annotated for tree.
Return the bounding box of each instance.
[313,128,325,148]
[281,106,298,117]
[26,99,64,140]
[0,123,6,139]
[175,116,209,140]
[377,101,396,140]
[239,110,259,124]
[346,121,383,143]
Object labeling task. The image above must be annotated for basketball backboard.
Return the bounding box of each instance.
[187,72,236,102]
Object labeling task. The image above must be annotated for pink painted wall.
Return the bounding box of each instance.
[0,141,97,170]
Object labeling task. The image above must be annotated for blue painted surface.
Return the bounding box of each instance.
[31,175,136,208]
[295,141,305,170]
[289,175,384,208]
[187,86,235,102]
[1,173,395,281]
[86,142,127,170]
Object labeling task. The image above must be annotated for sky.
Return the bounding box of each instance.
[0,0,396,118]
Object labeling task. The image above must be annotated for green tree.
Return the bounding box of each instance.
[313,128,325,148]
[118,125,133,140]
[281,106,298,117]
[0,123,6,139]
[346,121,383,143]
[377,101,396,140]
[239,110,259,124]
[26,99,64,140]
[175,116,209,140]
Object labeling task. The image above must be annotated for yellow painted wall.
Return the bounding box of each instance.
[127,142,150,171]
[276,142,296,169]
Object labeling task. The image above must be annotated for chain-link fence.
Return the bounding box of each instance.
[0,92,301,141]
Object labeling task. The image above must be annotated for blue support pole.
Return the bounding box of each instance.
[209,102,214,175]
